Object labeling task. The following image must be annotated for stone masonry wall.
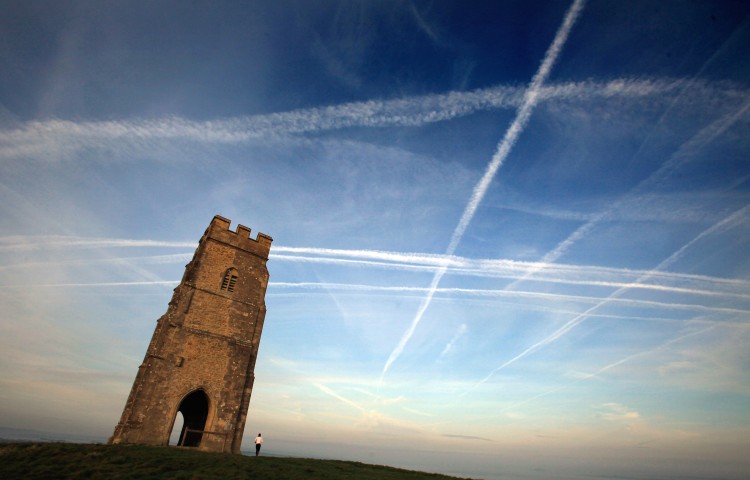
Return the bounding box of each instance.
[109,215,271,454]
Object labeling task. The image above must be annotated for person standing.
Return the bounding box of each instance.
[254,433,263,456]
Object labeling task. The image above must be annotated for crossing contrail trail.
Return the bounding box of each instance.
[468,204,750,392]
[503,97,750,291]
[380,0,587,381]
[5,280,748,318]
[7,236,749,298]
[2,77,744,164]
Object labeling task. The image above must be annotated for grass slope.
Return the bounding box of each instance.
[0,442,472,480]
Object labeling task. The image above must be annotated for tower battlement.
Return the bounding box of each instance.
[203,215,273,259]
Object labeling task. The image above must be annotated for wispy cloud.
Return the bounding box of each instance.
[408,2,441,45]
[439,324,468,360]
[596,403,640,422]
[380,0,586,380]
[442,434,492,442]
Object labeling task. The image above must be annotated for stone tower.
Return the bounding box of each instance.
[109,215,272,453]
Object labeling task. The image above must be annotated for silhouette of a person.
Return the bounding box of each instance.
[254,433,263,456]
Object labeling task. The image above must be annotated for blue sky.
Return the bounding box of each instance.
[1,1,750,479]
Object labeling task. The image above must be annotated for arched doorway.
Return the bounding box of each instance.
[173,390,209,447]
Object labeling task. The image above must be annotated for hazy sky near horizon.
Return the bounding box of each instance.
[1,1,750,479]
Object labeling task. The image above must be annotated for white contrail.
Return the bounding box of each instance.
[504,94,750,290]
[269,282,749,317]
[6,253,750,301]
[8,235,750,290]
[0,235,195,252]
[2,78,745,161]
[495,323,719,411]
[469,204,750,391]
[271,246,750,294]
[439,324,468,359]
[1,280,180,288]
[0,253,193,272]
[314,383,367,413]
[379,0,587,381]
[4,235,749,299]
[273,245,455,266]
[5,279,748,317]
[270,254,750,300]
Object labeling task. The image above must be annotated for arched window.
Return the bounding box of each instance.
[220,268,238,293]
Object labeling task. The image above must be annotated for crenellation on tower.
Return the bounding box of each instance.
[109,215,272,454]
[202,215,273,259]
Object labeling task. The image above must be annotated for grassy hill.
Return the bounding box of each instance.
[0,442,473,480]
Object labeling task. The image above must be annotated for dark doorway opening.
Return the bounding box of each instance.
[174,390,209,447]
